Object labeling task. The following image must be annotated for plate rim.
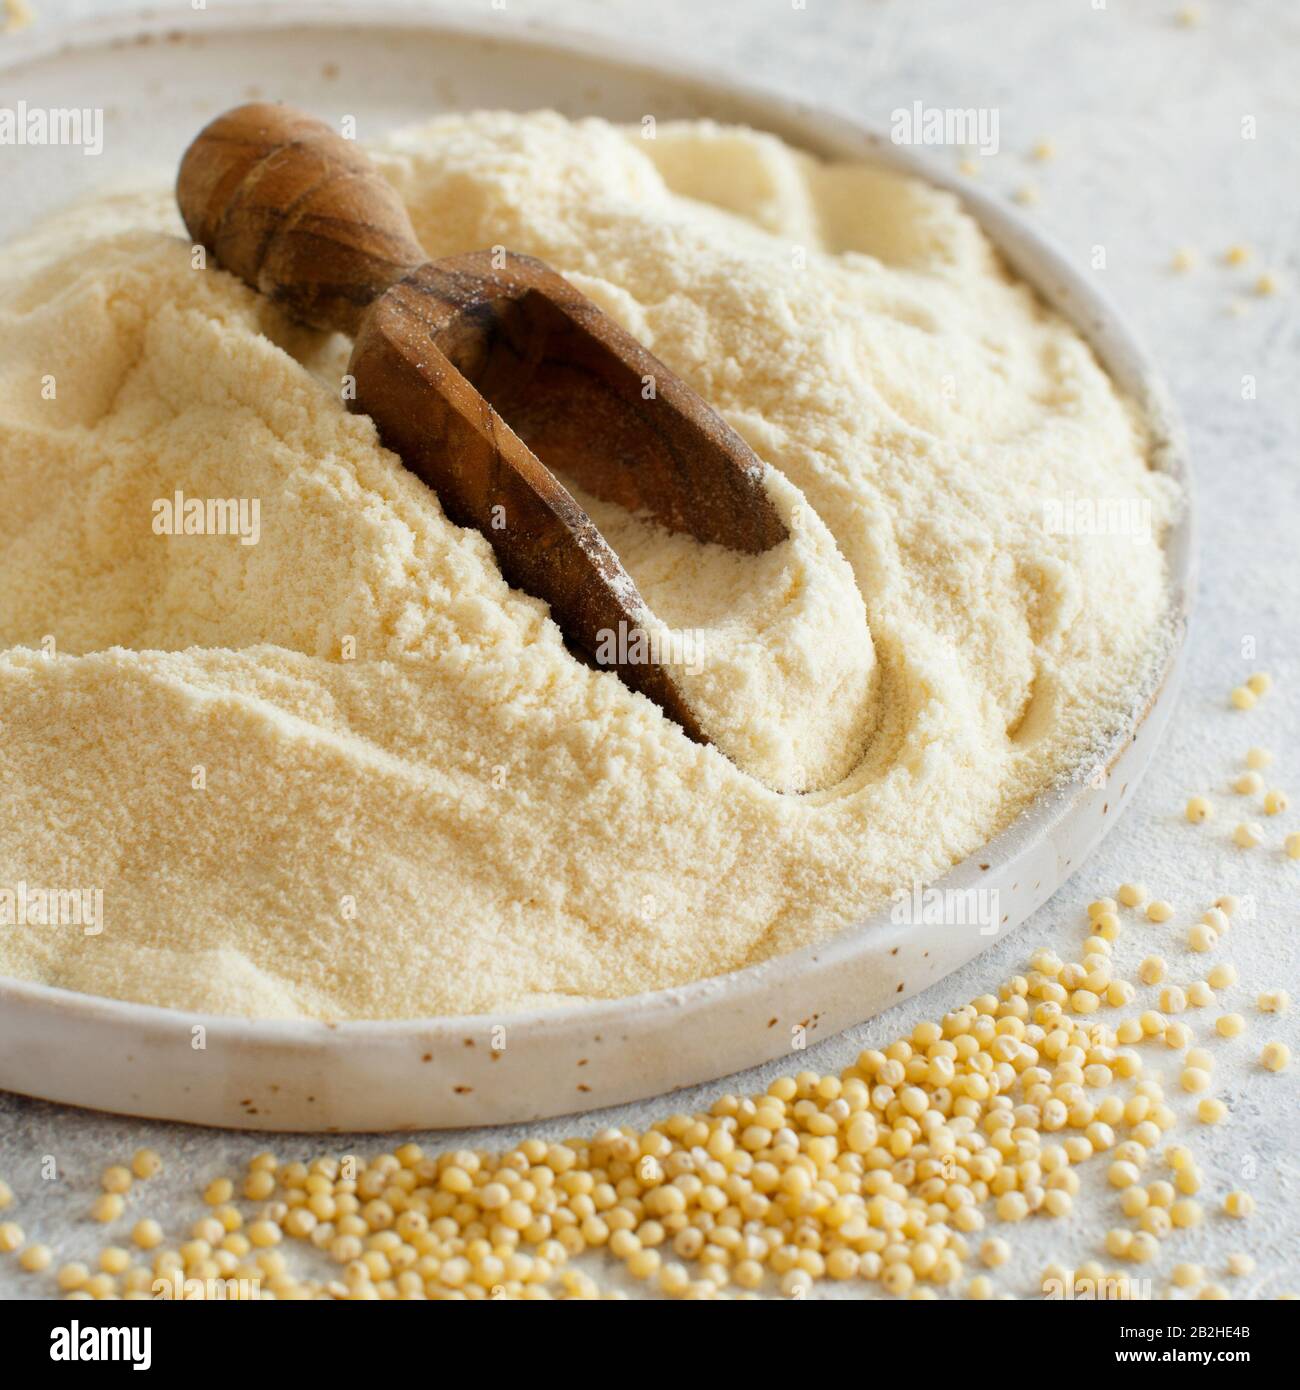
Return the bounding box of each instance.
[0,2,1195,1053]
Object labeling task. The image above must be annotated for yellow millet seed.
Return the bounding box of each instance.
[1128,1232,1158,1263]
[1120,1186,1149,1218]
[1088,898,1119,920]
[131,1149,163,1181]
[1094,912,1122,941]
[1159,986,1187,1014]
[1170,1199,1203,1228]
[1285,833,1300,859]
[1264,789,1288,815]
[1175,1165,1203,1195]
[1260,1041,1291,1072]
[1230,686,1256,710]
[248,1220,283,1248]
[1104,1228,1132,1258]
[100,1165,132,1195]
[131,1219,163,1250]
[1235,770,1264,795]
[203,1178,234,1206]
[980,1237,1010,1268]
[56,1260,91,1291]
[1172,1262,1203,1288]
[17,1242,52,1273]
[1223,1191,1255,1219]
[1203,907,1231,935]
[1146,899,1174,923]
[98,1247,130,1274]
[1108,1161,1140,1189]
[1180,1066,1212,1093]
[1215,1013,1245,1038]
[1138,955,1167,985]
[1117,883,1148,908]
[1207,962,1237,988]
[1247,672,1272,696]
[1188,922,1218,952]
[1232,822,1262,849]
[243,1170,276,1201]
[1162,1017,1195,1045]
[90,1193,124,1224]
[1258,989,1291,1013]
[1185,796,1213,824]
[1186,981,1214,1008]
[1197,1098,1228,1124]
[1226,1253,1255,1277]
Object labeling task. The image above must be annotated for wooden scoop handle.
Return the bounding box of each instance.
[177,102,425,333]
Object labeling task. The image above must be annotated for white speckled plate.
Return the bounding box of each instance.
[0,4,1193,1130]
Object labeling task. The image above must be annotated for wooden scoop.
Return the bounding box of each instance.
[176,103,787,744]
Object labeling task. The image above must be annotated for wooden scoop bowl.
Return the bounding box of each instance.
[176,103,787,744]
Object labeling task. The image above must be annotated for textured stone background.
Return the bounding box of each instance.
[1,0,1297,1299]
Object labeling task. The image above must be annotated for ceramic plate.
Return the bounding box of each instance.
[0,4,1194,1130]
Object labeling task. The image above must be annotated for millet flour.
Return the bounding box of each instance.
[0,112,1179,1019]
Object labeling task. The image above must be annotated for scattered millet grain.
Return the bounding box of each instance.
[1185,796,1212,823]
[90,1194,124,1224]
[1260,1042,1290,1072]
[132,1149,163,1181]
[1188,923,1219,952]
[18,1243,52,1272]
[100,1165,132,1195]
[1232,822,1262,848]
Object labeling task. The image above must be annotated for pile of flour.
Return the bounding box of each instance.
[0,113,1178,1019]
